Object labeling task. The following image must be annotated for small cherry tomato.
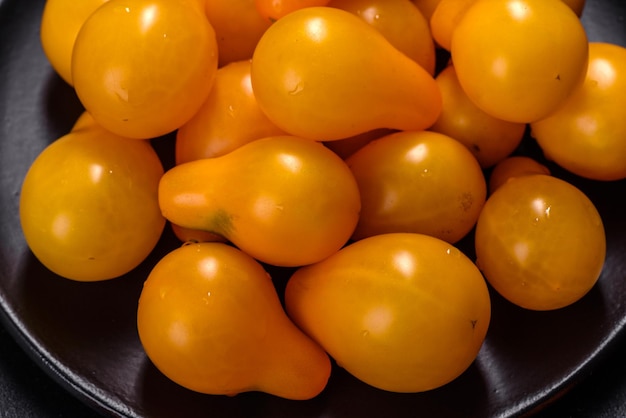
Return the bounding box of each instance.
[451,0,589,123]
[430,0,475,51]
[347,130,486,244]
[430,65,526,168]
[72,0,219,139]
[475,174,606,310]
[488,156,550,194]
[39,0,109,85]
[531,42,626,181]
[175,59,285,164]
[19,127,165,281]
[204,0,273,67]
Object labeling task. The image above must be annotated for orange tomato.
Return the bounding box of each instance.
[72,0,219,139]
[159,136,361,267]
[175,59,285,164]
[429,0,475,51]
[137,242,331,399]
[430,65,526,168]
[40,0,109,85]
[250,7,441,141]
[451,0,588,123]
[475,174,605,310]
[346,130,486,244]
[329,0,436,75]
[19,127,165,281]
[204,0,273,67]
[488,156,550,194]
[285,232,491,392]
[531,42,626,181]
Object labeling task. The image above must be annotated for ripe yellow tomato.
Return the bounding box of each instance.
[329,0,436,75]
[137,242,331,399]
[488,156,550,194]
[429,0,475,51]
[175,60,285,164]
[430,65,526,168]
[72,0,219,139]
[39,0,109,85]
[19,127,165,281]
[347,130,486,244]
[451,0,589,123]
[159,136,361,267]
[285,232,491,393]
[204,0,272,67]
[250,7,441,141]
[531,42,626,181]
[475,174,605,310]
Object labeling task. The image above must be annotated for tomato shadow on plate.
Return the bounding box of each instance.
[40,70,84,140]
[477,281,609,415]
[134,336,486,418]
[7,226,182,410]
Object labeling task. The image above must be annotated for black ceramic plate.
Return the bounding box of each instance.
[1,0,626,417]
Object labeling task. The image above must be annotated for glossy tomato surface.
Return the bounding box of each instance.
[1,0,626,417]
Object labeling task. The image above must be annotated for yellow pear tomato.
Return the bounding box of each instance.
[285,232,491,393]
[251,7,441,141]
[329,0,436,75]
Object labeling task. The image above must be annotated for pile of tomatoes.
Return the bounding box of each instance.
[18,0,626,401]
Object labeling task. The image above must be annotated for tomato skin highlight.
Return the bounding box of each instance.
[286,232,491,393]
[475,174,606,311]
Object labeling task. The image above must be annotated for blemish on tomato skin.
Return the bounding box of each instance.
[459,192,473,212]
[207,209,234,237]
[470,319,477,329]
